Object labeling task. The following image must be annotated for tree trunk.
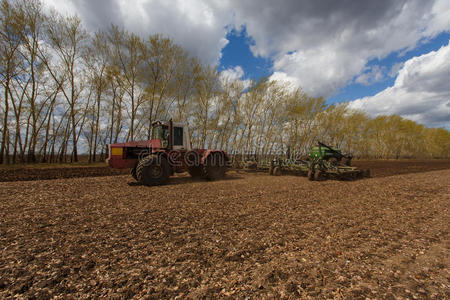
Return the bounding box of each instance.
[41,105,54,163]
[0,75,10,164]
[70,107,78,162]
[93,92,101,162]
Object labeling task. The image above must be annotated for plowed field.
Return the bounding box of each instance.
[0,163,449,299]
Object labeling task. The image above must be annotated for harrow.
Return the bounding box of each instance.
[269,142,370,181]
[269,158,309,176]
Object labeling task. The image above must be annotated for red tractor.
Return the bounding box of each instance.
[107,120,229,186]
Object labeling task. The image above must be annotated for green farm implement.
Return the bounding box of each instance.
[269,142,370,181]
[307,142,370,181]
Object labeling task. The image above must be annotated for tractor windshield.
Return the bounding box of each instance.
[152,125,169,147]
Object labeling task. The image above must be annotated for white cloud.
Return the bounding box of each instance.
[355,65,386,85]
[389,62,404,78]
[220,66,244,82]
[220,66,251,89]
[349,41,450,128]
[231,0,450,97]
[41,0,450,101]
[42,0,233,65]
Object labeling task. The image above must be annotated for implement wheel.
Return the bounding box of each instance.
[328,157,338,166]
[136,155,170,186]
[314,170,325,181]
[273,167,281,176]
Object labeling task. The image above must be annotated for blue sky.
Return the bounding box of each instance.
[219,28,273,81]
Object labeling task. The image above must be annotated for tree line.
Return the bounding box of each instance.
[0,0,449,165]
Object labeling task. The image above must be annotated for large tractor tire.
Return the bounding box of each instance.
[131,167,138,181]
[130,161,139,181]
[188,166,204,178]
[136,155,170,186]
[204,153,226,181]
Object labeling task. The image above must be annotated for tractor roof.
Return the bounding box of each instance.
[152,120,186,127]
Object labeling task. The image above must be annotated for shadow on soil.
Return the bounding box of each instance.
[127,173,245,187]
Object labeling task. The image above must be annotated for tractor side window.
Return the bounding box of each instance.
[174,127,183,146]
[153,126,161,139]
[162,126,169,141]
[153,125,169,141]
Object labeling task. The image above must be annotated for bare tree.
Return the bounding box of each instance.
[0,0,23,164]
[44,12,88,162]
[107,25,145,141]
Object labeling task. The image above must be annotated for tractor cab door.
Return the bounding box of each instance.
[172,124,191,150]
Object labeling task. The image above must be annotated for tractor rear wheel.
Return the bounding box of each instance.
[131,167,137,181]
[188,166,204,178]
[136,155,170,186]
[131,161,138,181]
[205,153,226,181]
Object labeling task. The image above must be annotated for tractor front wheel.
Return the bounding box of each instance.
[136,155,170,186]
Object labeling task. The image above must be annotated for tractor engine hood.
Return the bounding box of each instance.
[107,139,163,169]
[109,139,162,149]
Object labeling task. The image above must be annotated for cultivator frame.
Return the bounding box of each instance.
[268,142,370,181]
[269,158,309,176]
[230,153,273,172]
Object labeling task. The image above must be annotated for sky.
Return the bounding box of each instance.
[42,0,450,129]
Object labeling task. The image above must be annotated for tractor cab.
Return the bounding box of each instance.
[151,120,191,151]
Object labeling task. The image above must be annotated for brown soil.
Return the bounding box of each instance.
[353,159,450,178]
[0,166,128,182]
[0,169,448,299]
